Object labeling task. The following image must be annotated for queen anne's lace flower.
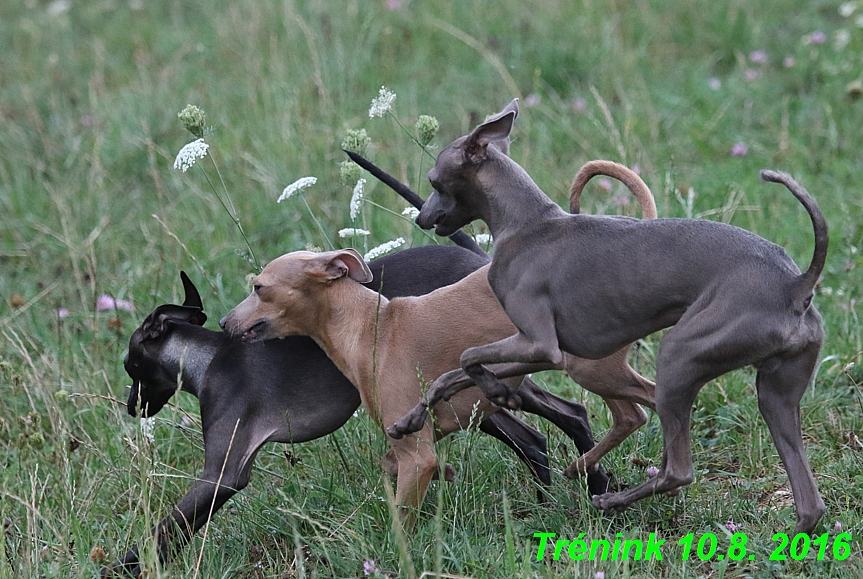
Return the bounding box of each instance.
[338,228,370,238]
[415,115,439,146]
[364,238,405,261]
[173,139,210,172]
[278,176,318,202]
[474,233,492,245]
[402,207,420,219]
[140,416,156,442]
[342,129,371,155]
[177,104,206,138]
[350,178,366,221]
[369,86,396,118]
[340,159,363,185]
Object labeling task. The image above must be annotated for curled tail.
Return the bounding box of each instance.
[569,160,658,220]
[344,150,487,258]
[760,170,829,303]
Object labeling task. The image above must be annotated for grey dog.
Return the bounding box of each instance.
[392,99,828,534]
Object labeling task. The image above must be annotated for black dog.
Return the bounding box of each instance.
[105,246,608,576]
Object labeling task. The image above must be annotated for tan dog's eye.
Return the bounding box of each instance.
[253,284,263,293]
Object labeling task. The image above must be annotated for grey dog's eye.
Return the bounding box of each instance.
[253,284,262,292]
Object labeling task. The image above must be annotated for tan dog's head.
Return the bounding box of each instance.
[220,249,372,342]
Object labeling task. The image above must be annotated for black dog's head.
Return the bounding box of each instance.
[417,99,518,237]
[124,272,207,417]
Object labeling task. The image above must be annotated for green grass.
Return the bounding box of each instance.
[1,0,863,577]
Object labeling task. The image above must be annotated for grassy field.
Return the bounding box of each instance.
[2,0,863,577]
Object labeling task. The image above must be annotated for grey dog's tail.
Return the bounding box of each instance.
[569,160,658,219]
[760,170,829,303]
[343,150,488,259]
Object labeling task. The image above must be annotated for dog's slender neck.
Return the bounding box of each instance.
[480,150,565,243]
[161,330,222,397]
[308,283,389,403]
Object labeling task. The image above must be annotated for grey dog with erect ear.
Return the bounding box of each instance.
[393,99,828,535]
[220,161,659,524]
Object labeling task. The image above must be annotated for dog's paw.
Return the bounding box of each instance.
[505,392,522,410]
[591,492,628,514]
[386,424,406,439]
[442,464,456,482]
[481,378,522,410]
[388,408,429,439]
[487,389,521,410]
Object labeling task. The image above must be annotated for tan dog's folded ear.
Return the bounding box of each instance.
[307,249,373,283]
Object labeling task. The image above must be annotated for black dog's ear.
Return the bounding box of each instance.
[179,271,207,326]
[464,99,518,164]
[141,304,208,340]
[180,271,203,309]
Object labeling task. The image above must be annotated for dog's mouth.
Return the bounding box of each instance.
[433,220,457,237]
[126,379,140,417]
[240,320,268,343]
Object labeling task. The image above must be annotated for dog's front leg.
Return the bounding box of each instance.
[387,368,475,439]
[390,431,438,529]
[101,477,243,578]
[103,425,261,576]
[460,332,565,409]
[387,360,564,439]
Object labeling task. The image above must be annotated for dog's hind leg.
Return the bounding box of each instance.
[563,398,647,482]
[590,318,740,512]
[557,348,655,485]
[591,375,702,511]
[480,410,552,498]
[516,378,611,494]
[755,343,825,534]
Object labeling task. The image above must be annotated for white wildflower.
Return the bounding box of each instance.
[46,0,70,15]
[350,178,366,221]
[474,233,492,245]
[278,176,317,203]
[835,29,851,50]
[839,1,855,17]
[140,416,156,442]
[402,206,420,219]
[173,138,210,172]
[364,237,405,261]
[338,228,371,238]
[369,86,397,118]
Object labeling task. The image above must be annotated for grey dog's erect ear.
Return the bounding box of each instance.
[464,99,519,164]
[307,249,373,283]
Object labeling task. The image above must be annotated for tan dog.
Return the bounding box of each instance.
[221,162,657,519]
